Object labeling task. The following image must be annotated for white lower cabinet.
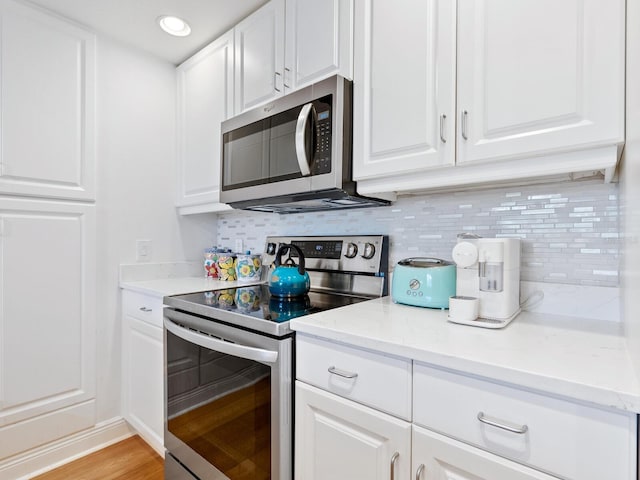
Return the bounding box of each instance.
[294,334,637,480]
[121,289,164,454]
[412,425,558,480]
[413,362,637,480]
[295,381,411,480]
[0,197,96,460]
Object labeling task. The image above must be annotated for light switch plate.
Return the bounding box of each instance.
[136,239,152,262]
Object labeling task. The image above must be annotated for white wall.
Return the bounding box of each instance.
[622,0,640,374]
[94,37,216,421]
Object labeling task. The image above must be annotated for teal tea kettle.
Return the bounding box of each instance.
[269,244,311,298]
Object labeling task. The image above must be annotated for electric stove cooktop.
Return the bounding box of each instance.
[165,284,371,337]
[164,235,390,337]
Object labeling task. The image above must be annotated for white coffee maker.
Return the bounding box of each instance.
[451,234,521,327]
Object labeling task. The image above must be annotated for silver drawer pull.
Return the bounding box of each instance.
[328,366,358,379]
[477,411,528,434]
[139,307,153,312]
[415,463,425,480]
[390,452,399,480]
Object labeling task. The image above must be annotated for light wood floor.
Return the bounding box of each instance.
[31,435,163,480]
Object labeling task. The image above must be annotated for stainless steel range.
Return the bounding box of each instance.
[163,235,389,480]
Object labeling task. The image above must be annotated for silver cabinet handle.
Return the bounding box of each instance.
[328,366,358,379]
[139,307,152,312]
[439,114,447,143]
[415,464,425,480]
[477,411,528,434]
[461,110,469,140]
[390,452,399,480]
[274,71,281,92]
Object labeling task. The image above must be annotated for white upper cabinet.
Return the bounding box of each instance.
[234,0,286,113]
[0,0,95,201]
[456,0,625,165]
[234,0,353,114]
[353,0,456,180]
[285,0,353,91]
[353,0,625,196]
[176,30,234,213]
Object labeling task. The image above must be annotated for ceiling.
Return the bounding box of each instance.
[26,0,268,65]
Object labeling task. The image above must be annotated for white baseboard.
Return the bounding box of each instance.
[0,417,136,480]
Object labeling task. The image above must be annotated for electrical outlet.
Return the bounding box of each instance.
[136,240,152,262]
[235,238,244,253]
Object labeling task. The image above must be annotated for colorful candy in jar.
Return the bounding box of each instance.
[203,248,219,278]
[235,252,262,283]
[217,254,237,281]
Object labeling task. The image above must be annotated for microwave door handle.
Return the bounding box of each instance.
[164,318,278,365]
[295,102,314,176]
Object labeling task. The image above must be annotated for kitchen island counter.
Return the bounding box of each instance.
[290,296,640,413]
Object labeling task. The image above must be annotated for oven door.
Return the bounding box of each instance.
[163,309,292,480]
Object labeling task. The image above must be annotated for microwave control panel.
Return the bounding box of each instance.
[312,105,332,175]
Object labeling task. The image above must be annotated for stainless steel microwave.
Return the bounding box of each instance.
[220,75,389,213]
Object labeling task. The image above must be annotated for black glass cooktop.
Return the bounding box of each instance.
[167,284,370,326]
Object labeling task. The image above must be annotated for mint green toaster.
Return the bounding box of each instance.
[391,258,456,309]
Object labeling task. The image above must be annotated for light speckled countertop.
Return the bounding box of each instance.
[119,267,640,415]
[119,276,246,298]
[290,296,640,414]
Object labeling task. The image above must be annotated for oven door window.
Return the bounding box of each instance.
[167,329,271,479]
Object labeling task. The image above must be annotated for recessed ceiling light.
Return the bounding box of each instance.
[157,15,191,37]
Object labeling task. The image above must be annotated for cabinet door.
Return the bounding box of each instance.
[456,0,624,165]
[0,197,96,459]
[284,0,353,91]
[122,314,163,453]
[0,0,95,200]
[295,381,411,480]
[176,30,234,209]
[412,426,559,480]
[234,0,285,113]
[353,0,456,180]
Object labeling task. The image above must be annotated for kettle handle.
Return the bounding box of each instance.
[274,244,306,276]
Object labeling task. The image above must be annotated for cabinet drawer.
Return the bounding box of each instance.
[122,290,163,327]
[413,362,636,480]
[296,334,412,420]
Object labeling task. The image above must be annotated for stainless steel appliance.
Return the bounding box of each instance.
[219,75,390,213]
[163,235,389,480]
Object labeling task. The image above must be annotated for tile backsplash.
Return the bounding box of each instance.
[217,179,619,287]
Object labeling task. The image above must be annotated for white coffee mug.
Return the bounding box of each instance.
[448,295,479,322]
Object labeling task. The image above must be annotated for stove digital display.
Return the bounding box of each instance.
[291,240,342,259]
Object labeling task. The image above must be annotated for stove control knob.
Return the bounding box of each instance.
[361,242,376,259]
[266,242,277,255]
[345,242,358,258]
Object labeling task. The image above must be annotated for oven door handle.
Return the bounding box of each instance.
[164,318,279,365]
